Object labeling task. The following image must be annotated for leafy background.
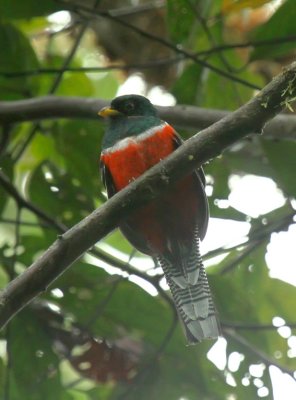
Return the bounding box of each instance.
[0,0,296,399]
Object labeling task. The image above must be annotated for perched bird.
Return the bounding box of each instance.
[99,95,220,344]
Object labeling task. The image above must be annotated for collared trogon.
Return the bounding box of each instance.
[99,95,220,344]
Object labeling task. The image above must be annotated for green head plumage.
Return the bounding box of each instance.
[99,95,161,149]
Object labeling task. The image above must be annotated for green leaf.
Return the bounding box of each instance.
[0,156,13,215]
[167,0,199,44]
[166,0,215,44]
[9,310,71,400]
[37,56,95,97]
[30,130,59,162]
[92,72,119,100]
[209,201,248,220]
[17,234,55,267]
[51,263,227,398]
[205,157,247,220]
[16,17,50,35]
[250,0,296,61]
[0,244,10,288]
[262,139,296,197]
[27,161,95,226]
[102,230,136,255]
[201,52,262,110]
[52,119,105,198]
[172,63,203,105]
[210,242,296,395]
[0,0,59,19]
[56,73,94,97]
[205,157,231,199]
[225,139,277,178]
[0,22,39,99]
[53,263,174,345]
[212,240,296,367]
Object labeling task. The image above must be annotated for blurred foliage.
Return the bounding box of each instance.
[0,0,296,399]
[250,0,296,60]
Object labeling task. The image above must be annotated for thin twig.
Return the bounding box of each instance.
[219,211,295,274]
[49,18,90,94]
[222,321,296,331]
[186,0,245,106]
[0,58,182,78]
[224,328,296,379]
[119,308,178,399]
[195,35,296,57]
[219,240,263,275]
[84,277,123,328]
[0,171,67,231]
[12,0,100,162]
[203,211,295,264]
[2,33,296,79]
[59,0,261,90]
[90,247,173,307]
[0,218,53,229]
[185,0,234,73]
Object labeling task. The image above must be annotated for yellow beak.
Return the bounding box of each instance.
[98,107,122,118]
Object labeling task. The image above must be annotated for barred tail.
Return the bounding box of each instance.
[158,231,220,344]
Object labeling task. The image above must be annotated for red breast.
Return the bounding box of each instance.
[100,124,176,191]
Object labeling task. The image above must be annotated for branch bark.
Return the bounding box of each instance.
[0,62,296,330]
[0,95,296,140]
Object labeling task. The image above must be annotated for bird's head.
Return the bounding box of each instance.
[99,94,157,119]
[99,95,161,149]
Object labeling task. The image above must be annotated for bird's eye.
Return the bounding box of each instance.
[125,102,135,113]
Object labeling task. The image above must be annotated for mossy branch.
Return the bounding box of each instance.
[0,62,296,330]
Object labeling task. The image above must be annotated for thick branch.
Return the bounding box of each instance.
[0,96,296,140]
[0,62,296,329]
[0,171,168,301]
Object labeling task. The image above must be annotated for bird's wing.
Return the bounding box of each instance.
[100,159,117,198]
[100,158,151,254]
[172,131,208,240]
[172,130,206,187]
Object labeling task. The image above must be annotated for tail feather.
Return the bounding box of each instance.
[168,234,201,287]
[158,227,220,344]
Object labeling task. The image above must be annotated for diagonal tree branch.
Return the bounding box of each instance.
[0,96,296,140]
[224,328,296,379]
[0,62,296,330]
[0,170,172,305]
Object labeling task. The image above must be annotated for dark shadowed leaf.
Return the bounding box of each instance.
[0,22,39,99]
[0,0,59,19]
[9,310,73,400]
[0,156,13,215]
[172,63,203,105]
[250,0,296,61]
[262,139,296,197]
